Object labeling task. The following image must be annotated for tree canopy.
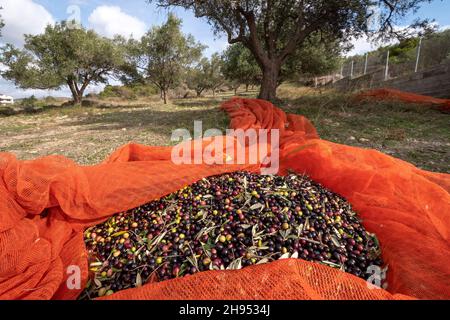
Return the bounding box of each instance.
[187,53,225,97]
[0,22,126,103]
[281,34,342,82]
[0,7,4,37]
[222,36,342,89]
[222,43,261,92]
[150,0,438,101]
[126,14,205,104]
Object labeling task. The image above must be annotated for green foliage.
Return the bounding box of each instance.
[0,7,4,38]
[371,38,420,65]
[0,22,126,103]
[151,0,433,100]
[209,53,226,93]
[223,38,341,86]
[21,95,38,107]
[187,58,212,96]
[282,35,342,80]
[222,44,261,89]
[17,95,47,113]
[420,29,450,67]
[126,14,205,103]
[186,53,225,96]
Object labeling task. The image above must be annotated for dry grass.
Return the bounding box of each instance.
[0,94,235,164]
[0,85,448,173]
[278,83,450,173]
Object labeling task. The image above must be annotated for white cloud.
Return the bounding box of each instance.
[0,0,55,47]
[346,26,407,57]
[88,5,147,39]
[346,36,378,57]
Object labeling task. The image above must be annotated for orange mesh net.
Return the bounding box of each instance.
[356,88,450,113]
[0,97,449,300]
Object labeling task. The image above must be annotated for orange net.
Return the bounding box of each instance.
[0,97,449,300]
[356,88,450,113]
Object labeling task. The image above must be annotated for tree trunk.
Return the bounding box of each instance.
[245,84,249,92]
[74,93,83,104]
[163,90,167,104]
[259,62,281,101]
[67,80,79,104]
[77,87,86,104]
[67,79,87,105]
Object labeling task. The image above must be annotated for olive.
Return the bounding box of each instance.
[81,171,383,300]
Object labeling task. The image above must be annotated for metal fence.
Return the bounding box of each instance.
[339,35,450,81]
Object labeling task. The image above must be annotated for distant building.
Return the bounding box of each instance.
[0,94,14,105]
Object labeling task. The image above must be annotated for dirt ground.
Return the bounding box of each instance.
[1,86,448,173]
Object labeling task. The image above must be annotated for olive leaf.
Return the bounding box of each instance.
[330,235,342,248]
[256,258,269,265]
[227,258,243,270]
[321,261,342,269]
[279,252,291,260]
[111,230,128,238]
[147,230,168,252]
[90,262,103,268]
[304,217,310,230]
[135,273,142,288]
[94,278,102,288]
[297,223,304,237]
[249,203,264,211]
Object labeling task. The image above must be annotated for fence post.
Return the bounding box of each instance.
[350,60,354,78]
[364,53,369,75]
[415,37,423,73]
[384,50,390,81]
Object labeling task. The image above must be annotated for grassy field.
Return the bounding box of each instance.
[0,85,448,173]
[278,85,450,173]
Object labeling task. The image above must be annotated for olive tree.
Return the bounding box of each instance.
[222,43,261,93]
[126,14,204,104]
[150,0,438,101]
[0,22,126,104]
[187,53,225,97]
[223,37,342,90]
[208,53,226,96]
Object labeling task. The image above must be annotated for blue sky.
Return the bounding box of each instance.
[1,0,449,98]
[33,0,229,56]
[405,0,450,26]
